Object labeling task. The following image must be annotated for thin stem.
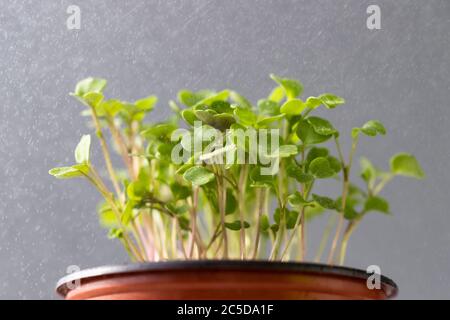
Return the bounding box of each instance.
[252,188,264,259]
[339,219,361,265]
[373,174,393,195]
[328,136,358,264]
[280,206,305,261]
[89,107,123,202]
[280,148,309,261]
[217,171,228,259]
[238,165,248,259]
[269,191,285,260]
[82,167,143,261]
[106,116,136,180]
[205,223,222,254]
[175,217,188,259]
[314,213,337,263]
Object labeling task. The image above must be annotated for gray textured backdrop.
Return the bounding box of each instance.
[0,0,449,299]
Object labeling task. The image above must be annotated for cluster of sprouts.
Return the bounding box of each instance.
[50,75,424,265]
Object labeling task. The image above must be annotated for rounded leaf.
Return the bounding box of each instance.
[225,220,250,231]
[390,153,425,179]
[74,135,91,164]
[309,157,336,179]
[74,77,107,97]
[183,166,215,186]
[318,93,345,109]
[364,196,390,214]
[270,74,303,99]
[312,194,337,210]
[258,99,280,116]
[280,99,306,115]
[297,118,332,144]
[307,116,337,136]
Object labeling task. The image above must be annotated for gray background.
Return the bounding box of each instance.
[0,0,448,299]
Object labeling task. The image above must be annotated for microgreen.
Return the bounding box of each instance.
[50,75,424,265]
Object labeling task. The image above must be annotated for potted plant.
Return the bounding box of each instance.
[51,75,424,300]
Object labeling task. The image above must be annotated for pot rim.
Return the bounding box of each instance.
[56,260,398,298]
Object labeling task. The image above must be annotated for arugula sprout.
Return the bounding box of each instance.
[49,75,424,265]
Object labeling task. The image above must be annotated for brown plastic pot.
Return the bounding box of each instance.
[56,260,397,300]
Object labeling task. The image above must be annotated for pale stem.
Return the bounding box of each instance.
[218,173,228,258]
[89,107,123,202]
[339,219,360,265]
[314,213,337,263]
[328,136,358,264]
[251,188,264,259]
[238,164,248,259]
[106,117,136,180]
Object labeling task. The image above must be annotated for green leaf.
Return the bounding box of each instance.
[178,89,214,107]
[225,189,237,215]
[183,166,215,186]
[178,215,191,231]
[286,210,300,229]
[344,205,359,220]
[176,161,194,175]
[327,155,342,173]
[390,153,425,179]
[74,135,91,164]
[360,157,377,183]
[364,196,390,214]
[234,107,257,125]
[170,183,191,200]
[288,192,314,207]
[269,145,298,158]
[165,203,188,215]
[260,214,270,232]
[107,228,124,239]
[286,165,314,183]
[230,91,252,109]
[307,116,337,136]
[181,109,198,126]
[270,74,303,99]
[296,118,333,145]
[211,113,236,131]
[304,96,323,109]
[280,99,306,115]
[309,157,336,179]
[193,90,230,108]
[211,101,233,114]
[98,202,117,228]
[250,167,275,188]
[74,77,107,97]
[48,164,88,179]
[306,147,329,164]
[360,120,386,137]
[273,208,281,225]
[312,194,337,210]
[99,99,123,117]
[256,114,285,127]
[82,92,104,108]
[135,95,158,112]
[141,123,177,140]
[225,220,250,231]
[268,86,285,103]
[318,93,345,109]
[258,99,280,116]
